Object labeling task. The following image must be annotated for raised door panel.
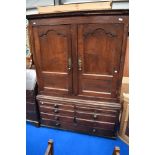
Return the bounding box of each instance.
[78,23,124,98]
[33,25,72,95]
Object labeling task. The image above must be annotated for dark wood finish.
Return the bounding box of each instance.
[27,10,129,138]
[32,25,72,95]
[78,23,124,99]
[37,95,121,138]
[123,37,129,77]
[26,10,128,20]
[41,118,116,138]
[45,140,53,155]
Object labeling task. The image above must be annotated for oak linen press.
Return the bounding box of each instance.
[27,10,129,138]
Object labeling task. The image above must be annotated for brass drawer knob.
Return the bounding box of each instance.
[92,129,96,133]
[74,116,77,122]
[114,70,118,73]
[54,116,59,120]
[54,104,58,108]
[54,109,59,113]
[55,122,60,126]
[93,114,98,119]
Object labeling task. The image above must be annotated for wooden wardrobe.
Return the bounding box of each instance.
[27,10,129,138]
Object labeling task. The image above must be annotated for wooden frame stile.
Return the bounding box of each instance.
[32,26,44,92]
[71,24,78,96]
[116,23,129,99]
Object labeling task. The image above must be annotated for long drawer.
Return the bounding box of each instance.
[38,100,119,114]
[40,118,116,138]
[40,112,115,130]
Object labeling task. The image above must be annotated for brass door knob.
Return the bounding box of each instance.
[68,57,72,71]
[78,58,82,71]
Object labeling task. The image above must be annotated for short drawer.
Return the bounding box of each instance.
[38,101,74,111]
[75,118,115,130]
[75,111,116,123]
[75,106,118,115]
[40,112,74,124]
[39,105,75,117]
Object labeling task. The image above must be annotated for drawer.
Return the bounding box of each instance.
[75,111,116,123]
[75,118,115,130]
[40,112,74,124]
[38,101,74,111]
[75,105,118,115]
[40,118,116,138]
[39,105,75,117]
[40,112,114,130]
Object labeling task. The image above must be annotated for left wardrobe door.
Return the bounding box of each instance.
[32,25,73,96]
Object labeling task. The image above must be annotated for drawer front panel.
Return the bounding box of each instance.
[39,106,75,117]
[40,118,116,138]
[75,118,115,130]
[75,111,116,122]
[38,101,74,111]
[76,106,118,115]
[40,112,74,123]
[40,112,114,130]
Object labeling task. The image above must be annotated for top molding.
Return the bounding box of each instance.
[26,9,129,20]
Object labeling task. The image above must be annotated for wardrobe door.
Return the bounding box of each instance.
[32,25,73,95]
[78,23,124,99]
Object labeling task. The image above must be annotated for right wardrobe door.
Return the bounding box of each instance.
[77,23,124,99]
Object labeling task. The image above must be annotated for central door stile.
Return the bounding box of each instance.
[71,24,78,96]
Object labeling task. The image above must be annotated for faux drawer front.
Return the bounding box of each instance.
[39,105,75,117]
[40,118,116,138]
[38,101,74,111]
[75,111,116,123]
